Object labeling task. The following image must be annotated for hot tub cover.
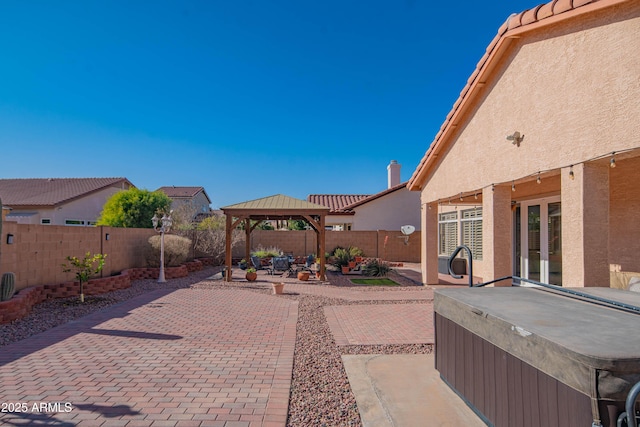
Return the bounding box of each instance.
[434,287,640,401]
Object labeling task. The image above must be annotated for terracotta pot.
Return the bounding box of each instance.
[341,266,350,274]
[245,272,257,281]
[272,283,285,295]
[316,271,321,279]
[355,256,363,263]
[348,261,356,268]
[297,271,310,281]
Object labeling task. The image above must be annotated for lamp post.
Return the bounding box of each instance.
[152,212,173,283]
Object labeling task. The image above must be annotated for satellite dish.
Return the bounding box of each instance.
[401,225,415,236]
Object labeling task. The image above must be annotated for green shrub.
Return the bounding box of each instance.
[330,246,364,269]
[251,245,282,258]
[363,259,392,277]
[332,248,352,268]
[145,234,192,267]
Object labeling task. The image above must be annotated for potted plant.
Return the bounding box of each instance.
[272,282,285,295]
[245,267,257,281]
[297,271,310,281]
[238,259,248,270]
[332,248,353,274]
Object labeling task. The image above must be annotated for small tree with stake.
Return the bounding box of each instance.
[62,252,107,303]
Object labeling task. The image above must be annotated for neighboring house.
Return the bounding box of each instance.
[309,160,421,231]
[156,186,212,218]
[0,178,134,226]
[408,0,640,288]
[306,194,369,230]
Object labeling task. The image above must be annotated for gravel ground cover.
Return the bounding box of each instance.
[1,267,433,426]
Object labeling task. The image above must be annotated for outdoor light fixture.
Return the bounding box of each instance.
[152,211,173,283]
[569,165,575,180]
[6,234,14,244]
[506,131,524,147]
[537,173,541,184]
[610,152,616,168]
[459,193,463,201]
[512,181,516,192]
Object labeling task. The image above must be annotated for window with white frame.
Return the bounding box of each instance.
[461,208,483,260]
[41,218,51,225]
[438,212,458,256]
[65,219,85,226]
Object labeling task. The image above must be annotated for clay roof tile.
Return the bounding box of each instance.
[573,0,594,7]
[522,5,544,25]
[537,1,556,19]
[507,12,524,30]
[553,0,575,14]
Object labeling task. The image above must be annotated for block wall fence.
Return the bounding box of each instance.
[0,223,157,292]
[0,223,420,292]
[243,229,420,263]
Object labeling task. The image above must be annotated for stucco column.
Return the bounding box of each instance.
[482,185,512,284]
[423,201,439,285]
[561,162,609,287]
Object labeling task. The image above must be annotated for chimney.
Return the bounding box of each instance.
[387,160,401,188]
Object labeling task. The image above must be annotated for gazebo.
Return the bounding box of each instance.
[221,194,330,282]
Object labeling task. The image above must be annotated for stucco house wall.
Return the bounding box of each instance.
[9,186,129,226]
[410,1,640,287]
[420,4,639,203]
[351,188,420,232]
[325,214,355,230]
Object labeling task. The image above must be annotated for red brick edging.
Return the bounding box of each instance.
[0,257,214,324]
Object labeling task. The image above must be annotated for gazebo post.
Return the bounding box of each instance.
[319,214,326,280]
[244,218,251,267]
[225,213,232,282]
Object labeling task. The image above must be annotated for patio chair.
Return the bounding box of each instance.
[251,256,265,270]
[303,254,315,273]
[269,256,291,276]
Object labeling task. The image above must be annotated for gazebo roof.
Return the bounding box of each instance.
[222,194,329,214]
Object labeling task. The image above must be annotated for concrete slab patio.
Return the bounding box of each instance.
[342,354,485,427]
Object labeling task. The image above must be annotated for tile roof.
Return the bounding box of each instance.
[222,194,329,211]
[408,0,627,190]
[156,186,203,198]
[306,194,370,214]
[156,186,212,204]
[0,178,133,207]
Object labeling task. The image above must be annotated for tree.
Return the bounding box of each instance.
[61,252,106,303]
[288,219,307,230]
[97,188,172,228]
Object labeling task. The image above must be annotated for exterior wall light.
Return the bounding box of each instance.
[507,131,524,147]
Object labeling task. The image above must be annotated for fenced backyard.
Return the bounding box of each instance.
[0,223,420,292]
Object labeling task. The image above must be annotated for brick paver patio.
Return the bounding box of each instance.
[323,303,434,346]
[0,267,440,427]
[0,288,297,427]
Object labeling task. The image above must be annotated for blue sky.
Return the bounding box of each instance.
[0,0,540,208]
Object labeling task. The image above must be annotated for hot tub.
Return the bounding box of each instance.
[434,287,640,427]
